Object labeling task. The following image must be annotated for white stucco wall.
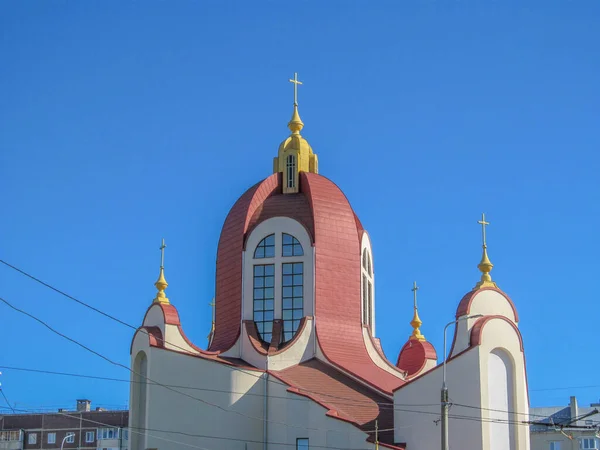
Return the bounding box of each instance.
[394,316,530,450]
[267,376,378,450]
[451,289,518,357]
[394,349,484,450]
[130,336,267,450]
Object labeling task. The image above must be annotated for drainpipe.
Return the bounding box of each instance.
[263,355,269,450]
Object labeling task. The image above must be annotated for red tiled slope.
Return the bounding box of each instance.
[272,359,400,446]
[302,172,404,395]
[246,193,315,245]
[210,174,281,351]
[396,339,437,377]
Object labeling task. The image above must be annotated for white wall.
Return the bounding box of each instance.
[267,376,378,450]
[394,348,484,450]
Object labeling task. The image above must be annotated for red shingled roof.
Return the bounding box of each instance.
[271,359,404,448]
[396,339,437,377]
[209,171,404,394]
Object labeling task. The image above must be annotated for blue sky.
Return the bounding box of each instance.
[1,1,599,413]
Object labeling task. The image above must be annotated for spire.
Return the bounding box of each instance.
[474,213,498,289]
[207,298,215,344]
[409,281,426,341]
[153,238,170,304]
[288,72,304,134]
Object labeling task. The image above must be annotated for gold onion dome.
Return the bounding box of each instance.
[153,239,170,304]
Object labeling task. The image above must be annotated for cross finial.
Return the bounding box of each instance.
[409,281,425,341]
[153,238,169,305]
[209,298,216,322]
[474,213,497,289]
[289,72,303,106]
[159,238,166,268]
[207,298,216,344]
[411,281,419,309]
[478,213,490,247]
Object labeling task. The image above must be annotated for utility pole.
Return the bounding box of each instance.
[441,315,482,450]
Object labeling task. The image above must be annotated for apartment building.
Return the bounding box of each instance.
[530,396,600,450]
[0,400,128,450]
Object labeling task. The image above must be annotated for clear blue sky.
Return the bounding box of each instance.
[1,2,599,413]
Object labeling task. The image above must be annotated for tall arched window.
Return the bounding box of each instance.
[362,249,373,328]
[131,351,147,450]
[252,231,305,343]
[286,154,296,189]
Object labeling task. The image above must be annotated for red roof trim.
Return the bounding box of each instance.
[455,287,519,322]
[363,325,407,376]
[129,326,164,355]
[469,315,524,352]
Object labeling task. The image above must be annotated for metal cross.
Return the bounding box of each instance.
[209,298,216,322]
[159,238,166,268]
[289,72,303,105]
[478,213,490,247]
[411,281,419,309]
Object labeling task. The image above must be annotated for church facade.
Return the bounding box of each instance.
[129,76,530,450]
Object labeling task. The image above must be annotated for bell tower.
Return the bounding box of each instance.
[273,73,318,194]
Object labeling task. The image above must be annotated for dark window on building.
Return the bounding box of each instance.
[253,264,275,342]
[282,233,303,257]
[282,262,303,342]
[297,438,309,450]
[254,234,275,259]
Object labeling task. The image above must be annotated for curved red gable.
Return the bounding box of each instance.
[455,287,520,322]
[396,339,437,377]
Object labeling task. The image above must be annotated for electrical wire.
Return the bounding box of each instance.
[0,388,16,413]
[0,260,579,429]
[0,295,382,437]
[0,259,406,406]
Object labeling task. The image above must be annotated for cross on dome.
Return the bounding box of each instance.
[153,238,170,304]
[289,72,303,106]
[410,281,426,341]
[475,213,497,290]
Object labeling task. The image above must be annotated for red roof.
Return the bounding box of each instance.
[210,171,404,394]
[272,359,404,448]
[396,339,437,377]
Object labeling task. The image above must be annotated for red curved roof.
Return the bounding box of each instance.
[210,171,404,394]
[396,339,437,377]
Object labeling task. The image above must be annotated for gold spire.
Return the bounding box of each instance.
[288,72,304,134]
[475,213,498,289]
[207,298,215,343]
[153,238,170,304]
[409,281,426,341]
[273,72,318,193]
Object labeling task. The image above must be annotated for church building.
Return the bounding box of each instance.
[129,75,531,450]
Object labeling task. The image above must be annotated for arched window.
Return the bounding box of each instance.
[251,230,306,344]
[286,154,296,189]
[254,234,275,259]
[362,249,374,328]
[131,351,147,450]
[282,233,303,256]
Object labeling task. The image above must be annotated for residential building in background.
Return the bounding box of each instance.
[0,400,128,450]
[530,396,600,450]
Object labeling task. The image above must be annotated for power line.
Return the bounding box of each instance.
[0,259,405,406]
[0,260,577,428]
[0,364,560,421]
[0,295,382,438]
[0,388,15,413]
